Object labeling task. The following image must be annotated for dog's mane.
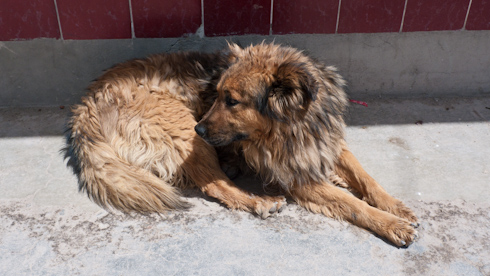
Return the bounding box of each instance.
[236,44,349,190]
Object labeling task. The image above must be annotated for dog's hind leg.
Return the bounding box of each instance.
[333,147,418,225]
[181,134,286,219]
[290,182,417,247]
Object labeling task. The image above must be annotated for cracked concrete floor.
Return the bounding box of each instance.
[1,96,489,275]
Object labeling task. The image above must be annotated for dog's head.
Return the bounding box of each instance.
[195,43,319,147]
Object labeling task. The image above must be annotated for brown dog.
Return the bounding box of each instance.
[67,43,418,247]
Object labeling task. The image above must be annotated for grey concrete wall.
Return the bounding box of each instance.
[1,31,489,107]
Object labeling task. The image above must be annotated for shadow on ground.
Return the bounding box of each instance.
[1,96,489,138]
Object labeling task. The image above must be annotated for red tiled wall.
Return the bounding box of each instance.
[57,0,132,40]
[466,0,490,30]
[337,0,406,33]
[272,0,339,35]
[132,0,201,38]
[403,0,470,32]
[204,0,271,36]
[0,0,487,41]
[0,0,60,40]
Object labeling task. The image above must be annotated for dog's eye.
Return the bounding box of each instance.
[225,96,240,107]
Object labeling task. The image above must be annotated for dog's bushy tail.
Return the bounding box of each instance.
[65,97,188,213]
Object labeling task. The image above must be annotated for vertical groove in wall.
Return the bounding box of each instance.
[269,0,274,35]
[399,0,408,32]
[53,0,64,40]
[335,0,342,34]
[462,0,473,30]
[201,0,205,36]
[128,0,135,38]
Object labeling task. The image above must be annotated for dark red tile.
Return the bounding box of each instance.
[466,0,490,30]
[57,0,131,39]
[403,0,469,32]
[338,0,405,33]
[0,0,60,41]
[132,0,201,38]
[204,0,271,36]
[272,0,339,34]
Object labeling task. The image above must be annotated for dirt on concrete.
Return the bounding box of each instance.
[1,195,489,275]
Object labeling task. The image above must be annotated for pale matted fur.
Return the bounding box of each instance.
[68,52,226,211]
[67,43,418,247]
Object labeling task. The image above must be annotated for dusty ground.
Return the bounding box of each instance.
[1,197,489,275]
[1,96,489,275]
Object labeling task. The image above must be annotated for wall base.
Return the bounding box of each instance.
[1,31,489,107]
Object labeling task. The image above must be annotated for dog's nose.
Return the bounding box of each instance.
[194,123,207,138]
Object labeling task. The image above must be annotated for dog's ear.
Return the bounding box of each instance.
[227,42,242,54]
[260,62,318,122]
[224,42,243,64]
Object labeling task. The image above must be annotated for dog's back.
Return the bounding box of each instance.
[66,51,228,212]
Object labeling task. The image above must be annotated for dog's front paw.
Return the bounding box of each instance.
[384,217,418,247]
[389,200,419,227]
[254,196,287,219]
[375,197,419,227]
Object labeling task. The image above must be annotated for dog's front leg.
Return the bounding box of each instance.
[289,182,418,247]
[334,146,419,225]
[182,137,286,219]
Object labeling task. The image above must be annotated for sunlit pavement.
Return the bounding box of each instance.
[1,97,489,275]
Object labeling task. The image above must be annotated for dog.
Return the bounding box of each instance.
[66,43,418,247]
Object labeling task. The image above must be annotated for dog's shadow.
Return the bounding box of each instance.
[62,129,85,193]
[181,174,289,205]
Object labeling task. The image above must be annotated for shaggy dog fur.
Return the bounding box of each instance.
[66,43,418,247]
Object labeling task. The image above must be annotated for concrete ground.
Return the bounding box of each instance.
[0,96,489,275]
